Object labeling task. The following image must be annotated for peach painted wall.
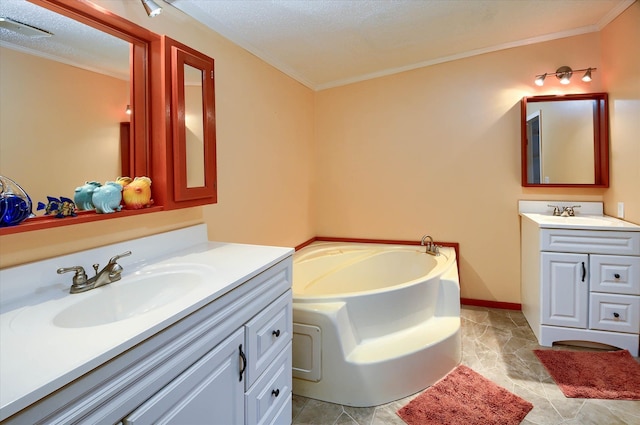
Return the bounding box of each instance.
[602,2,640,224]
[314,32,608,303]
[109,1,317,249]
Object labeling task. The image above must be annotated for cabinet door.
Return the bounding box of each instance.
[541,252,589,328]
[162,36,217,209]
[124,329,244,425]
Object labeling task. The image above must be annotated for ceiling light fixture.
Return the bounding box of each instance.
[533,66,597,86]
[0,17,53,38]
[126,105,132,115]
[141,0,163,17]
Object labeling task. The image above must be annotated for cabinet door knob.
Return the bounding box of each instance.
[272,329,281,337]
[614,273,620,279]
[613,312,620,318]
[272,389,280,397]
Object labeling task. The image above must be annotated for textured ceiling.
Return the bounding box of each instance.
[166,0,635,90]
[0,0,634,89]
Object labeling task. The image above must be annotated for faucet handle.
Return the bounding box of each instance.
[57,266,88,286]
[547,204,562,216]
[109,250,132,264]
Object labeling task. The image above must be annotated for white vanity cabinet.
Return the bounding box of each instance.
[521,214,640,356]
[2,253,293,425]
[124,290,293,425]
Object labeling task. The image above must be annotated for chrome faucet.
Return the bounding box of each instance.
[58,251,132,294]
[420,234,439,256]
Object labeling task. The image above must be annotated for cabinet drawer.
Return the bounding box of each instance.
[541,229,640,255]
[589,293,640,334]
[245,342,292,425]
[245,290,292,386]
[590,255,640,295]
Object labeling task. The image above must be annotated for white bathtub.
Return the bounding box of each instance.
[292,241,461,407]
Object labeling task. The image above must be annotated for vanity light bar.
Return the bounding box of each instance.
[0,17,52,38]
[534,66,596,86]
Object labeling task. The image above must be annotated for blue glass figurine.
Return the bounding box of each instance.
[37,196,77,218]
[0,175,33,227]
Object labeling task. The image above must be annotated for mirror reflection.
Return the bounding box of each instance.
[521,93,609,187]
[0,0,131,215]
[184,64,205,188]
[525,100,595,184]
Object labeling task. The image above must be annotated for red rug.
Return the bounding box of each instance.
[534,349,640,400]
[397,365,533,425]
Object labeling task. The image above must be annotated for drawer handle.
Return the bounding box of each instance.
[613,312,620,319]
[272,389,280,397]
[239,344,247,382]
[614,273,620,279]
[272,329,281,337]
[581,262,586,282]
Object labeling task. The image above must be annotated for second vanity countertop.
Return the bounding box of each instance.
[518,200,640,232]
[0,225,293,421]
[520,212,640,231]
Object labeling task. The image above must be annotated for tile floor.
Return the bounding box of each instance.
[291,306,640,425]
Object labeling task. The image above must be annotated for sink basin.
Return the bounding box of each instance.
[53,271,202,328]
[539,216,619,226]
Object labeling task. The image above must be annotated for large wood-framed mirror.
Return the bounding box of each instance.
[0,0,161,235]
[521,93,609,187]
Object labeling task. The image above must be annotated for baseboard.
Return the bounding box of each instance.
[460,298,521,311]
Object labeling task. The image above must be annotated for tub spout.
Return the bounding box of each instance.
[420,234,440,256]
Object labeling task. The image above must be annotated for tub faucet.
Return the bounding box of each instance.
[58,251,132,294]
[420,235,439,256]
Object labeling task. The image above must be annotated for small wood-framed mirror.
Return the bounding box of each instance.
[521,93,609,187]
[162,36,217,208]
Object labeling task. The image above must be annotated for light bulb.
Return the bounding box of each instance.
[535,74,546,87]
[582,69,592,82]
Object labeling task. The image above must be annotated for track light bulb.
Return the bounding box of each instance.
[582,68,592,82]
[141,0,162,17]
[555,66,573,85]
[534,74,546,86]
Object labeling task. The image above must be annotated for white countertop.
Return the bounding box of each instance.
[0,225,293,420]
[518,200,640,232]
[520,213,640,231]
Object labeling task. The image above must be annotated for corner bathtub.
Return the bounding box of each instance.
[291,242,461,407]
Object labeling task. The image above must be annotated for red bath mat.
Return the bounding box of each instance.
[534,349,640,400]
[397,365,533,425]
